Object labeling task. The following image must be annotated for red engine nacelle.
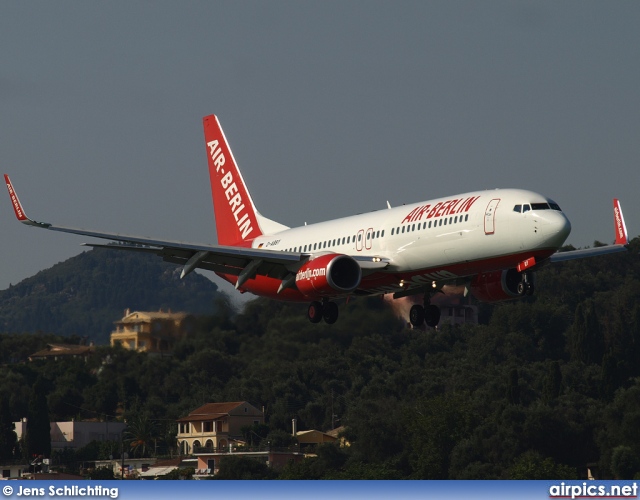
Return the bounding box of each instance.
[469,268,530,302]
[295,253,362,298]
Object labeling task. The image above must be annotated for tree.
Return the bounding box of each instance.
[408,394,474,479]
[124,412,159,458]
[507,368,521,405]
[26,376,51,458]
[569,301,604,365]
[214,455,277,479]
[542,361,563,403]
[87,466,115,480]
[509,451,578,479]
[610,446,640,480]
[0,399,17,460]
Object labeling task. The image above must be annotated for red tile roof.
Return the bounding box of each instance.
[176,402,257,423]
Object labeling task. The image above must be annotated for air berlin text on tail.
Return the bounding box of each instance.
[207,139,254,240]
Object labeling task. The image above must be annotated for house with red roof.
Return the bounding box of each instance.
[176,401,264,455]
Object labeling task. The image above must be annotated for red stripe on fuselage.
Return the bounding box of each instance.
[217,248,556,302]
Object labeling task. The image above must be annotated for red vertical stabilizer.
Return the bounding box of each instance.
[203,115,263,246]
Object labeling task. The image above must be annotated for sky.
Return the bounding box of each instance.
[1,1,639,296]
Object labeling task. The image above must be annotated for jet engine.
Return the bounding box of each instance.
[295,254,362,297]
[469,268,531,302]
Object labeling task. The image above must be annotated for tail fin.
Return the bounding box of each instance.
[203,115,288,246]
[613,198,628,245]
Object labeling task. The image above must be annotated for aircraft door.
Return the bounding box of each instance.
[356,229,364,251]
[484,198,500,235]
[365,228,373,250]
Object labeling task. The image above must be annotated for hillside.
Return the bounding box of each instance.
[0,248,222,344]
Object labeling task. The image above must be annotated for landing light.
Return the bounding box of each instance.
[432,281,437,288]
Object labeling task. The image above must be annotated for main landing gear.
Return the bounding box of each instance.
[409,294,441,328]
[308,299,339,324]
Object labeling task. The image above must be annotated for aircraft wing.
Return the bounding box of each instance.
[549,198,629,263]
[4,175,389,289]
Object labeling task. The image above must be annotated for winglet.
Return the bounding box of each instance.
[613,198,628,245]
[4,175,51,228]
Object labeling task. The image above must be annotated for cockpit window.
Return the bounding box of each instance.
[513,204,521,213]
[531,203,550,210]
[522,204,530,213]
[548,200,562,211]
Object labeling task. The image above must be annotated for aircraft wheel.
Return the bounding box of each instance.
[409,304,425,327]
[308,301,323,324]
[323,301,339,324]
[425,305,441,327]
[517,281,526,296]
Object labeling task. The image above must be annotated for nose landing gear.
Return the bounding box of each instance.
[517,271,535,296]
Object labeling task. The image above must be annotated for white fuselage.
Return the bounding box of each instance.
[243,188,571,297]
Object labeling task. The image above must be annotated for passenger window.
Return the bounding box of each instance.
[358,234,362,241]
[391,228,394,235]
[465,214,468,221]
[342,237,345,244]
[428,221,432,228]
[411,224,415,231]
[402,226,405,233]
[381,230,384,237]
[439,219,443,226]
[513,205,521,213]
[444,218,447,225]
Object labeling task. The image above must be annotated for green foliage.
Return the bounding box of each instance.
[26,376,51,458]
[124,411,159,458]
[214,456,277,479]
[509,451,578,479]
[0,399,18,460]
[87,466,115,480]
[610,446,640,479]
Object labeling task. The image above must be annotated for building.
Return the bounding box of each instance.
[29,344,94,362]
[295,430,338,449]
[176,402,264,455]
[94,458,157,479]
[1,464,28,480]
[110,309,195,353]
[14,419,126,451]
[438,303,478,326]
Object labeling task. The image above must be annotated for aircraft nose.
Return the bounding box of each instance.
[544,212,571,246]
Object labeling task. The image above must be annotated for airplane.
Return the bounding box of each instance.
[4,114,629,327]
